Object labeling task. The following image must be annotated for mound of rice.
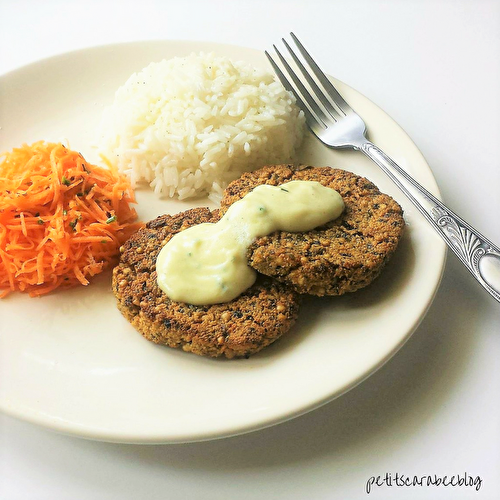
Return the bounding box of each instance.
[96,52,305,202]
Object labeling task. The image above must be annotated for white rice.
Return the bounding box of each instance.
[95,52,305,202]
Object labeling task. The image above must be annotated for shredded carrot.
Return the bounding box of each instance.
[0,141,143,297]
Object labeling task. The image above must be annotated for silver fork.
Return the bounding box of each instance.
[266,33,500,303]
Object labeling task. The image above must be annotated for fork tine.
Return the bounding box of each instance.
[281,38,343,122]
[290,32,351,115]
[264,50,318,127]
[270,44,331,128]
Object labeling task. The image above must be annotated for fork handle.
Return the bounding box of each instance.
[358,141,500,303]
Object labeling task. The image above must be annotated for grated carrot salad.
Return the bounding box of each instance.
[0,141,142,298]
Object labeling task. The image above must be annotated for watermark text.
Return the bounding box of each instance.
[366,472,482,494]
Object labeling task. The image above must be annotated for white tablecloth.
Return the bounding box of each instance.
[1,1,499,499]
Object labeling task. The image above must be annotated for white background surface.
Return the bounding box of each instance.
[0,0,499,499]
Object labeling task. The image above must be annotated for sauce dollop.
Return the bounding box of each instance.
[156,180,344,305]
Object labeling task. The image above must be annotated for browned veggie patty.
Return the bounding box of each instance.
[220,165,405,296]
[112,208,301,359]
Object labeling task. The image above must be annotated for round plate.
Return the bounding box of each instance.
[0,41,446,443]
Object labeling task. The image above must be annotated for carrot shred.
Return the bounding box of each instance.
[0,141,143,298]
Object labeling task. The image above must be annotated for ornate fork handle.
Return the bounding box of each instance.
[358,141,500,303]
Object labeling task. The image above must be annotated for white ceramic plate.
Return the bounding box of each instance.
[0,41,446,443]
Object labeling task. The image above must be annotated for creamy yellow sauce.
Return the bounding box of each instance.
[156,180,344,305]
